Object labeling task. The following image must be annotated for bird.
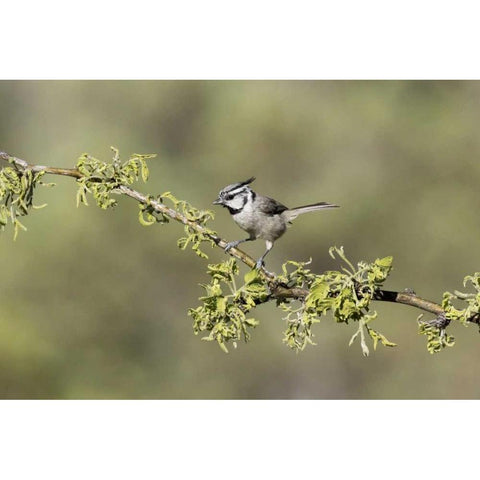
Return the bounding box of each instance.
[213,177,339,270]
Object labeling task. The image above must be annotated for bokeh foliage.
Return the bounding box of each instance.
[1,81,480,399]
[3,149,478,360]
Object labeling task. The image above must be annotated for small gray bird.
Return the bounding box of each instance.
[213,177,339,269]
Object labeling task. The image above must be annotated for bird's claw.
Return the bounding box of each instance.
[255,259,265,270]
[224,241,238,253]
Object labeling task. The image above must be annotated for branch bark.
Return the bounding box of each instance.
[2,150,478,325]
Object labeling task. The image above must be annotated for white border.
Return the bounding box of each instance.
[3,1,480,79]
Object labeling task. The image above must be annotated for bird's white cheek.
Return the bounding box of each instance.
[229,197,245,210]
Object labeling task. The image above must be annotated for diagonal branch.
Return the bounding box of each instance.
[2,150,478,325]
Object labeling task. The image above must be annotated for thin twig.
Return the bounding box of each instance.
[2,150,479,324]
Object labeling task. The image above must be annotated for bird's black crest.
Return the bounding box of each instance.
[223,177,256,194]
[240,176,255,187]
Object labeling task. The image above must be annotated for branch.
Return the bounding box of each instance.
[1,150,479,328]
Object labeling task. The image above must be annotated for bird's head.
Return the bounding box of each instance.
[213,177,256,212]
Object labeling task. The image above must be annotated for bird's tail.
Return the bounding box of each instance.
[286,202,339,221]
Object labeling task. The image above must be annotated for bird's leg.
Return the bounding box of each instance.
[224,236,253,253]
[255,240,274,270]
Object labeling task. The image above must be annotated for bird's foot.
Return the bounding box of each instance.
[254,260,274,277]
[224,241,239,253]
[255,259,265,270]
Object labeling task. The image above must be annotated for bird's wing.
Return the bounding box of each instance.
[258,196,289,216]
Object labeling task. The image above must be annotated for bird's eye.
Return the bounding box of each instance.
[224,194,234,201]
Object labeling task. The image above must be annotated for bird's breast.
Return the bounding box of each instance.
[232,209,257,234]
[232,208,287,241]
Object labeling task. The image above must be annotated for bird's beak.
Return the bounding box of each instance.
[213,198,222,205]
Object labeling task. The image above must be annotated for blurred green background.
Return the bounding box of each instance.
[1,80,479,399]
